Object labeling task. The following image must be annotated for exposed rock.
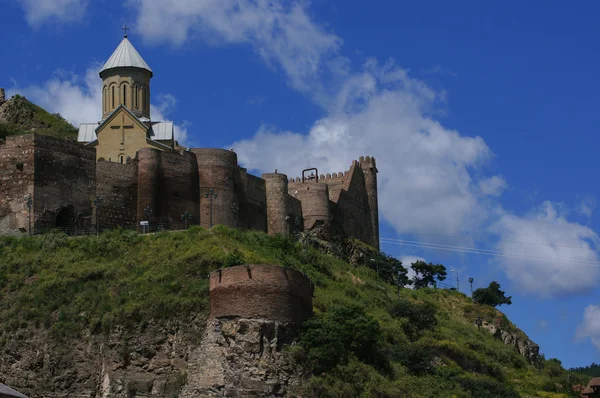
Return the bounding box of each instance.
[477,321,540,364]
[181,317,306,398]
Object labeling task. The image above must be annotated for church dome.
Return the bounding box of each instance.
[99,36,153,77]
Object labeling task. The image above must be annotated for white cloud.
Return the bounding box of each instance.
[478,176,507,197]
[576,305,600,351]
[578,195,597,219]
[233,60,498,239]
[9,66,189,145]
[492,202,600,297]
[18,0,88,26]
[130,0,344,105]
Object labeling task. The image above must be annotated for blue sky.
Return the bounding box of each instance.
[2,0,600,369]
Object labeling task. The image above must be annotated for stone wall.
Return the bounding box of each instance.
[137,148,199,230]
[0,134,96,235]
[33,135,96,232]
[0,135,35,235]
[238,170,267,232]
[96,160,138,230]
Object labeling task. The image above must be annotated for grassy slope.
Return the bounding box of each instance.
[0,95,78,140]
[0,227,590,397]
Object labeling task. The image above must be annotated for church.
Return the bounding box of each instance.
[0,33,380,249]
[77,32,175,161]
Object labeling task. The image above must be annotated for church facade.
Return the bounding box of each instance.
[0,35,380,249]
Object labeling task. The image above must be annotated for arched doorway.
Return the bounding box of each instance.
[55,205,77,233]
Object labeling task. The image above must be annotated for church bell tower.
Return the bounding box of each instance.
[99,28,153,120]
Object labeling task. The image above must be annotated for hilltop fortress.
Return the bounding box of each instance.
[0,34,379,248]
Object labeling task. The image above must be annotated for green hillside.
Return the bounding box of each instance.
[0,95,78,140]
[0,227,590,397]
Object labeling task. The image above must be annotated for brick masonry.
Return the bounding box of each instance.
[0,133,379,248]
[209,264,314,324]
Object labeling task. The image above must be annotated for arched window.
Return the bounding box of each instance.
[141,87,146,112]
[119,155,125,164]
[122,85,127,107]
[111,86,115,108]
[103,86,107,113]
[132,86,136,109]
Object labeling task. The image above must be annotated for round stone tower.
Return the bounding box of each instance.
[192,148,238,228]
[99,33,153,119]
[209,264,314,324]
[262,172,289,235]
[293,181,331,230]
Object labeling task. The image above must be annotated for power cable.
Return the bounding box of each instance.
[380,237,600,267]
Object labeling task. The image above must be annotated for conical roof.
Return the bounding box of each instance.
[100,37,152,76]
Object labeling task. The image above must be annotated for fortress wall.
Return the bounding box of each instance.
[359,156,379,249]
[136,148,162,227]
[262,173,289,235]
[287,195,303,235]
[192,148,238,228]
[32,135,97,231]
[96,160,138,229]
[289,181,330,230]
[159,150,200,229]
[332,163,375,247]
[209,264,313,324]
[241,173,267,232]
[0,135,35,235]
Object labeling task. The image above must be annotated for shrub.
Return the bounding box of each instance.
[300,304,386,374]
[223,249,245,267]
[390,343,435,375]
[388,298,437,340]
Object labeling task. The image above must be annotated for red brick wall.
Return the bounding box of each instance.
[209,264,313,324]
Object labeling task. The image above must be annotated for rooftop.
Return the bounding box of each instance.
[100,36,152,77]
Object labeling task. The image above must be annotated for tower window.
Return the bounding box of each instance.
[112,86,115,108]
[123,86,127,106]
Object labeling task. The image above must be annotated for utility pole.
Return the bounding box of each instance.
[26,195,32,235]
[452,269,459,292]
[93,196,103,236]
[204,188,217,228]
[231,203,239,228]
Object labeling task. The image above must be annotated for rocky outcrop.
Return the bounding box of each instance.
[181,317,305,397]
[0,316,206,398]
[477,321,540,364]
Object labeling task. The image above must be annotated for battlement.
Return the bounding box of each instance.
[209,264,314,324]
[287,155,374,184]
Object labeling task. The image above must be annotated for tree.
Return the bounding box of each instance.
[472,281,512,307]
[410,260,447,289]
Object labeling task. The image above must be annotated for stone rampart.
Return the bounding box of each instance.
[209,264,313,325]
